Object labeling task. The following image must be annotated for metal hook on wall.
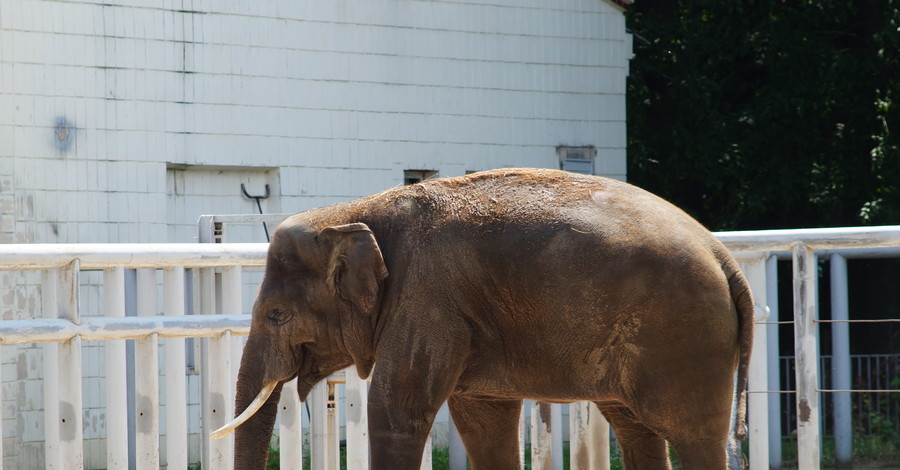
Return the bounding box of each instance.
[241,183,271,241]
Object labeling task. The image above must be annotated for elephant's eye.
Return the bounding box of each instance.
[267,308,292,326]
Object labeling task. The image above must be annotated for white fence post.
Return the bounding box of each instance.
[42,269,61,470]
[205,266,238,467]
[135,269,160,468]
[279,379,304,469]
[531,401,562,470]
[310,381,329,470]
[46,261,84,470]
[346,369,369,470]
[740,255,770,470]
[569,401,610,470]
[792,244,821,469]
[105,267,129,469]
[164,267,188,469]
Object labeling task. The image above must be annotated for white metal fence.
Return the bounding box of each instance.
[1,226,899,469]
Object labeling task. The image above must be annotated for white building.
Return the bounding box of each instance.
[0,0,632,467]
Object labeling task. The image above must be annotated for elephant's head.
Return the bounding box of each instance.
[211,220,388,468]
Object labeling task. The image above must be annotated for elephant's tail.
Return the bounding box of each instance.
[725,257,755,442]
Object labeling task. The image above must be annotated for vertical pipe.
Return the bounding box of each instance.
[105,267,129,469]
[448,417,467,470]
[792,244,821,469]
[279,379,304,470]
[345,369,369,470]
[42,269,61,470]
[830,254,853,469]
[135,269,160,469]
[164,267,188,469]
[766,256,782,469]
[741,256,770,470]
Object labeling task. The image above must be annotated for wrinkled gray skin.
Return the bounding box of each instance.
[232,168,753,470]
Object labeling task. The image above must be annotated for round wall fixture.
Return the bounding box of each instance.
[54,117,74,151]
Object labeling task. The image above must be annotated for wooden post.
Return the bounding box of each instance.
[164,267,188,469]
[792,244,821,469]
[569,401,610,470]
[279,379,304,469]
[135,269,160,468]
[310,381,329,470]
[206,266,239,466]
[531,401,561,470]
[105,267,129,469]
[44,261,84,469]
[741,255,771,470]
[346,369,369,470]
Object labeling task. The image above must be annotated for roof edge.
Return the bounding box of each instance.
[603,0,632,11]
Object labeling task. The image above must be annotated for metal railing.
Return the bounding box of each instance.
[1,226,900,469]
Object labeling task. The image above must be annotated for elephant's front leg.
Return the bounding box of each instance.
[448,395,523,470]
[367,322,471,470]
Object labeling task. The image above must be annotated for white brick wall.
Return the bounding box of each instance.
[0,0,631,467]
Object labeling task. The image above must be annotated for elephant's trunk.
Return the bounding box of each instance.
[232,371,284,469]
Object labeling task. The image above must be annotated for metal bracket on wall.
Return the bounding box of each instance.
[241,184,271,241]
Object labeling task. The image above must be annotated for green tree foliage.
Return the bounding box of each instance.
[626,0,900,230]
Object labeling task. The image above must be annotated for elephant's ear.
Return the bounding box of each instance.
[318,223,388,315]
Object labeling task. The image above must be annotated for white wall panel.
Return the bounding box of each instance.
[1,0,629,466]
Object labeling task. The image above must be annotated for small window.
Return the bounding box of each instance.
[404,170,438,185]
[557,146,597,175]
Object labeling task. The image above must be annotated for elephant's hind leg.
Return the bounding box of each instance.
[448,396,522,470]
[597,403,672,470]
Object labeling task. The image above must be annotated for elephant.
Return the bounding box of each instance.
[212,168,754,470]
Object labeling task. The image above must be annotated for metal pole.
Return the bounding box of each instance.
[830,254,853,469]
[792,245,821,469]
[766,256,782,469]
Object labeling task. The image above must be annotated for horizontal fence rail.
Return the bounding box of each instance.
[0,226,899,469]
[0,314,251,344]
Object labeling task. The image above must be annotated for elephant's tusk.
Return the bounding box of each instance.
[210,381,278,439]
